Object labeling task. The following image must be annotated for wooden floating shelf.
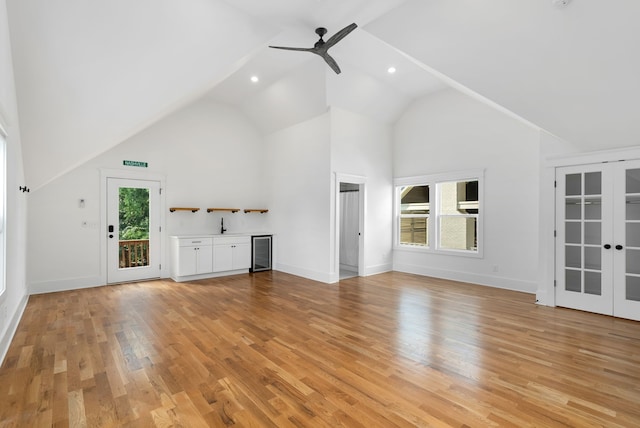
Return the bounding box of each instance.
[207,208,240,213]
[170,207,200,213]
[244,209,269,214]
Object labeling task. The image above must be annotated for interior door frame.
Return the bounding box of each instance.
[541,146,640,308]
[333,173,366,282]
[100,168,166,285]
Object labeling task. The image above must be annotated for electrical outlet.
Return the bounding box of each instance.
[492,265,499,273]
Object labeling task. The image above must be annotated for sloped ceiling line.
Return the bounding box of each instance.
[9,0,640,191]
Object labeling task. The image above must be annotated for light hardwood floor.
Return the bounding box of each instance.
[1,271,639,427]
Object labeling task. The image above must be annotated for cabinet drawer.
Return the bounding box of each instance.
[214,235,250,246]
[177,237,212,247]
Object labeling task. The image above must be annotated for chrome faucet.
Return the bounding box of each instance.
[221,217,227,234]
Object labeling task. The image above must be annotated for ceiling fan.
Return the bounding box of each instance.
[269,23,357,74]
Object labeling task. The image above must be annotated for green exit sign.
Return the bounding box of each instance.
[123,160,148,168]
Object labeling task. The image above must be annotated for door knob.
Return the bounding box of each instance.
[615,244,623,250]
[604,244,611,249]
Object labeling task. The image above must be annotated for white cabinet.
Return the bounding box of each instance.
[213,236,251,272]
[170,237,213,279]
[170,234,252,282]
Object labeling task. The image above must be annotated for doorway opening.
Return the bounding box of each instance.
[336,174,365,281]
[339,183,360,279]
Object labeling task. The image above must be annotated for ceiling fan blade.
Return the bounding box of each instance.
[269,46,313,52]
[324,23,357,49]
[321,53,342,74]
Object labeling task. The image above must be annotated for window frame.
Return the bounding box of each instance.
[394,169,484,258]
[399,184,430,248]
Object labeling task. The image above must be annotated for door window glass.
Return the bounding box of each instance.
[625,168,640,193]
[563,171,603,296]
[119,187,150,268]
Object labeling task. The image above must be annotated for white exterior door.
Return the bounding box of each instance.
[556,161,640,321]
[107,178,161,283]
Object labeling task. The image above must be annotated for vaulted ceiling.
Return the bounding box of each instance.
[6,0,640,189]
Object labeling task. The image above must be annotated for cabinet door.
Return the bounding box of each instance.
[177,246,198,277]
[232,243,251,270]
[213,245,233,272]
[196,245,213,274]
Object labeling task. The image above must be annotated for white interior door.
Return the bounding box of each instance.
[556,160,640,321]
[336,177,365,280]
[612,161,640,321]
[339,188,360,272]
[556,164,614,315]
[107,178,161,283]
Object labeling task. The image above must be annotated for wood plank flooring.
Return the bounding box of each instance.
[1,271,640,427]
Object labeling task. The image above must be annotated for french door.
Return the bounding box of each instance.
[556,160,640,321]
[107,178,161,283]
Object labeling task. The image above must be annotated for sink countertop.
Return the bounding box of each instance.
[170,232,272,238]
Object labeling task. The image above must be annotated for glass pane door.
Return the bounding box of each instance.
[625,168,640,300]
[613,162,640,321]
[107,178,161,283]
[556,165,613,315]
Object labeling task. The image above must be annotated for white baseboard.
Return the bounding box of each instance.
[393,263,536,294]
[171,269,249,283]
[274,263,333,284]
[363,263,392,277]
[29,275,104,295]
[0,294,29,367]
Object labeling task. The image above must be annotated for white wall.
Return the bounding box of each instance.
[326,63,410,125]
[393,88,540,293]
[536,130,584,304]
[330,107,393,279]
[0,0,29,364]
[240,61,328,135]
[265,113,332,282]
[27,98,269,293]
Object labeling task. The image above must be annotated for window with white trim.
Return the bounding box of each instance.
[396,170,483,256]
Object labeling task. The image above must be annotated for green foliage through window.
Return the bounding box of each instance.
[119,187,149,240]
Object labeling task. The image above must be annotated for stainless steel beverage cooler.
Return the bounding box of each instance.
[251,235,272,272]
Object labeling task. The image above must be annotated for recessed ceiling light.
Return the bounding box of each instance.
[552,0,571,8]
[387,66,397,74]
[250,76,259,83]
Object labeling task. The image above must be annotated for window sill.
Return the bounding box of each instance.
[394,244,483,259]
